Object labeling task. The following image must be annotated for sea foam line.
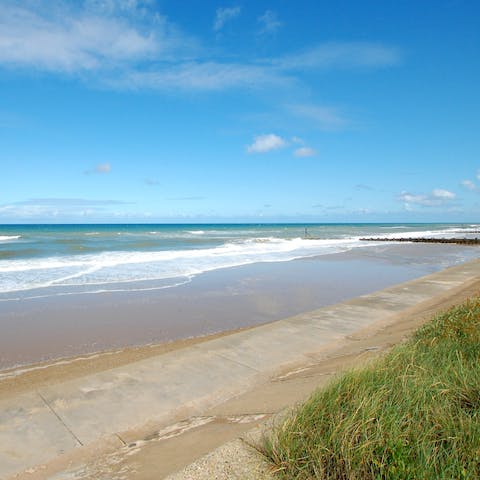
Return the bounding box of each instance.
[0,237,359,294]
[0,277,193,303]
[0,235,21,241]
[0,237,349,273]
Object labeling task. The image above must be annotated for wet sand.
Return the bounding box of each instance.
[0,242,477,371]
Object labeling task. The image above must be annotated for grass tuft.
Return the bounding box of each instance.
[260,298,480,479]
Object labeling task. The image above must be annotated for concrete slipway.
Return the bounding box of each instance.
[1,259,479,479]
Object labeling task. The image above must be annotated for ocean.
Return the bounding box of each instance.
[0,223,479,302]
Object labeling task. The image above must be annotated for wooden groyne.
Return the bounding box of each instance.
[360,237,480,245]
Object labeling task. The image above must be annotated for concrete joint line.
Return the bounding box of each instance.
[36,391,84,447]
[209,351,263,374]
[190,413,273,421]
[273,372,334,382]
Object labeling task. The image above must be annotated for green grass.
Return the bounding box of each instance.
[260,298,480,479]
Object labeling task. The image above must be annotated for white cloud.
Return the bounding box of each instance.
[247,134,287,154]
[214,6,241,31]
[398,189,456,207]
[258,10,282,34]
[399,192,428,205]
[294,147,316,157]
[432,188,455,199]
[289,104,348,130]
[0,2,162,72]
[461,180,478,191]
[477,170,480,181]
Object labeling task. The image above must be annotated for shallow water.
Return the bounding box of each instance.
[0,223,478,301]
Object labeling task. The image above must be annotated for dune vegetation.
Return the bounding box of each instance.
[261,298,480,479]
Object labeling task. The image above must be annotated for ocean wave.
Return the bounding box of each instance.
[0,235,21,241]
[1,224,475,297]
[0,237,358,294]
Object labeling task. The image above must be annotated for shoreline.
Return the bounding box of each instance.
[3,258,480,480]
[1,241,478,371]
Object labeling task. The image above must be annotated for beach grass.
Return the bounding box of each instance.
[260,298,480,479]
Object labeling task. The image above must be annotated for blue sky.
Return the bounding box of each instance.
[0,0,479,223]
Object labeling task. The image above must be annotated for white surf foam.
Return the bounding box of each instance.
[0,237,360,294]
[374,226,473,240]
[1,225,475,297]
[0,235,21,241]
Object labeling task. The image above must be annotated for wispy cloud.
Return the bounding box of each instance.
[288,104,348,131]
[275,42,401,70]
[84,163,111,174]
[432,189,455,199]
[461,179,478,191]
[0,197,132,219]
[258,10,282,35]
[114,62,291,91]
[0,2,401,93]
[214,6,241,31]
[398,189,456,207]
[10,198,129,206]
[294,147,316,157]
[247,134,287,153]
[0,1,164,73]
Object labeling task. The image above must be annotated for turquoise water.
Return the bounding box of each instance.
[0,223,478,300]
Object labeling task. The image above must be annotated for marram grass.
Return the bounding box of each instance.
[261,298,480,479]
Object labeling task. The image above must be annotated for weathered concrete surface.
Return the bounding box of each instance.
[1,260,479,479]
